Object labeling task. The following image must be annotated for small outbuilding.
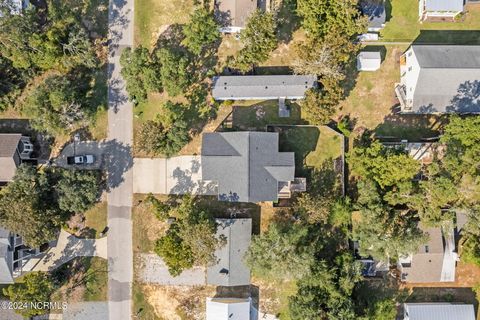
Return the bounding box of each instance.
[206,297,253,320]
[356,51,381,71]
[360,0,386,32]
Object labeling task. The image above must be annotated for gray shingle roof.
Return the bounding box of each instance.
[361,0,386,29]
[212,75,317,100]
[404,303,475,320]
[201,132,295,203]
[424,0,464,12]
[215,0,257,29]
[207,219,251,286]
[410,45,480,113]
[0,134,21,182]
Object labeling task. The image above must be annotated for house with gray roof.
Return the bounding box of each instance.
[418,0,464,21]
[360,0,386,32]
[395,45,480,114]
[398,223,457,283]
[403,303,475,320]
[201,132,302,203]
[0,133,34,184]
[212,75,317,101]
[207,218,251,286]
[215,0,257,33]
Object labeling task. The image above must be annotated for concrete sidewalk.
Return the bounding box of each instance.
[26,230,107,272]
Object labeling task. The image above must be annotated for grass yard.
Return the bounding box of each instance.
[277,126,343,170]
[339,45,443,141]
[254,278,297,320]
[84,201,108,239]
[83,257,108,301]
[134,0,194,48]
[231,101,304,131]
[381,1,480,43]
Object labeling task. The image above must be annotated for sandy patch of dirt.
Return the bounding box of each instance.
[143,285,217,320]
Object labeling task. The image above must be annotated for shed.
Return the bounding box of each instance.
[206,298,252,320]
[403,303,475,320]
[357,51,381,71]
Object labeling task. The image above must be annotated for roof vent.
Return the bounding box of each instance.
[265,86,268,89]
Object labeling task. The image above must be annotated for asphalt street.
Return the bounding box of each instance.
[107,0,134,319]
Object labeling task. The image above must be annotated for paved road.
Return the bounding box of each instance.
[107,0,134,319]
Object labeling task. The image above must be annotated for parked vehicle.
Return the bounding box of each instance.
[66,155,95,165]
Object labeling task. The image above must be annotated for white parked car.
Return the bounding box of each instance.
[67,155,95,165]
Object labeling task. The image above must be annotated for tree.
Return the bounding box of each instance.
[288,254,363,320]
[0,55,28,110]
[440,115,480,180]
[245,222,315,281]
[154,224,195,276]
[137,105,189,157]
[348,141,421,189]
[153,195,222,275]
[0,165,61,247]
[54,169,100,213]
[22,75,90,134]
[293,42,344,80]
[460,208,480,266]
[352,180,427,261]
[234,10,277,71]
[2,272,55,317]
[120,47,162,103]
[157,48,191,97]
[300,85,339,125]
[182,8,220,55]
[296,0,367,39]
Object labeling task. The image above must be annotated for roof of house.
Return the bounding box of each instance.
[409,45,480,113]
[215,0,257,29]
[201,132,295,202]
[0,227,13,284]
[206,297,251,320]
[400,224,456,283]
[404,303,475,320]
[360,0,386,29]
[424,0,464,12]
[0,134,21,182]
[212,75,317,100]
[207,219,251,286]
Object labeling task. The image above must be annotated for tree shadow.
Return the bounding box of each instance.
[102,139,133,190]
[374,113,446,141]
[447,80,480,113]
[413,30,480,45]
[275,0,300,44]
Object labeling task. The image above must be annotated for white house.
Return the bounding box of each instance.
[357,51,381,71]
[395,45,480,114]
[418,0,464,21]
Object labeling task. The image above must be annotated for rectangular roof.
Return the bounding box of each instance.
[212,75,317,100]
[206,298,251,320]
[409,45,480,113]
[404,303,475,320]
[425,0,464,12]
[0,231,13,284]
[207,218,251,286]
[215,0,257,29]
[360,0,386,29]
[0,134,21,182]
[201,132,295,202]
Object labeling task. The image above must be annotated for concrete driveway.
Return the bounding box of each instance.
[133,156,217,195]
[54,141,105,170]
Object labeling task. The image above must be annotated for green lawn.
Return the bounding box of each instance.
[84,202,108,239]
[83,257,108,301]
[381,0,480,43]
[232,101,304,130]
[134,0,194,48]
